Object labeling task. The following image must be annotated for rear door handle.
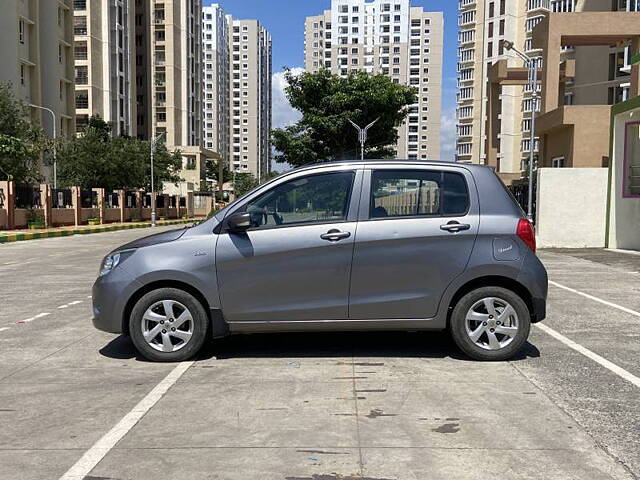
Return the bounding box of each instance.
[440,222,471,233]
[320,229,351,242]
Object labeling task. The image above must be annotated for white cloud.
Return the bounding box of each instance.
[271,68,304,129]
[440,107,457,162]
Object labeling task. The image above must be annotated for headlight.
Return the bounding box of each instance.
[99,250,134,276]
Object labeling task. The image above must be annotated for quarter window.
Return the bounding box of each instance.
[370,170,469,218]
[243,172,355,229]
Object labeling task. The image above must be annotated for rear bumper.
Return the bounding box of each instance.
[531,296,546,323]
[517,251,548,323]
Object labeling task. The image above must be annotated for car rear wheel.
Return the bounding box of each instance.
[449,286,530,361]
[129,288,209,362]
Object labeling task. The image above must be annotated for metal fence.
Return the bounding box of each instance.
[52,189,73,209]
[14,186,41,209]
[80,190,98,208]
[125,191,138,208]
[105,192,119,208]
[509,181,537,222]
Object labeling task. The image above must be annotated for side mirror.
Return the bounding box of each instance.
[226,212,252,233]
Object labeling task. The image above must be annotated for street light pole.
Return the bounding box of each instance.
[347,118,379,160]
[28,104,57,189]
[501,40,537,223]
[150,132,165,227]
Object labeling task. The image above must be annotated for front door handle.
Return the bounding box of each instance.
[320,229,351,242]
[440,221,471,233]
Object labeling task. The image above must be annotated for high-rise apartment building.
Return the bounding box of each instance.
[228,18,272,178]
[0,0,75,180]
[73,0,136,136]
[201,7,272,179]
[135,0,214,193]
[202,5,230,170]
[456,0,639,176]
[304,0,443,160]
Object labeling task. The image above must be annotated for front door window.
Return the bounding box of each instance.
[243,171,355,229]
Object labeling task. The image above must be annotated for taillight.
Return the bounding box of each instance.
[516,218,536,252]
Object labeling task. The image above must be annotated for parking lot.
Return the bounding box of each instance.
[1,227,639,480]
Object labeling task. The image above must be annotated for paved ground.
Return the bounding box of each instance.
[0,229,639,480]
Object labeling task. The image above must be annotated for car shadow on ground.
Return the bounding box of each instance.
[99,330,540,363]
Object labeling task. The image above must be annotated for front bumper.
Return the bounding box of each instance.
[92,267,141,334]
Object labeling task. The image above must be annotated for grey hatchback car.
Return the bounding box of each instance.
[92,160,547,362]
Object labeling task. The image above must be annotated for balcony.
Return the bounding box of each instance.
[527,0,550,12]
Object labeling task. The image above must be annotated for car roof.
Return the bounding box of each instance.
[287,159,491,174]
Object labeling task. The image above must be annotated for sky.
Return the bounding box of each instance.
[206,0,458,161]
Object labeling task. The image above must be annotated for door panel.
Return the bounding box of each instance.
[216,223,355,322]
[349,168,478,319]
[215,169,360,323]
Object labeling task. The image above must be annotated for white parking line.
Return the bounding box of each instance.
[58,305,69,309]
[68,300,83,305]
[542,280,640,389]
[17,312,51,324]
[549,280,640,318]
[0,327,10,332]
[536,323,640,388]
[59,361,194,480]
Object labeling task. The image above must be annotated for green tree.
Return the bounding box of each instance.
[233,172,259,196]
[271,69,417,167]
[56,117,182,190]
[0,83,46,183]
[205,159,233,194]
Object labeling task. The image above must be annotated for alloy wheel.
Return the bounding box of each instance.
[141,300,194,353]
[464,297,519,351]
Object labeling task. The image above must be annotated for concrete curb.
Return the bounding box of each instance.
[0,219,198,244]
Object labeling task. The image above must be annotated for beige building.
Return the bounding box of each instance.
[228,18,272,179]
[0,0,75,181]
[135,0,216,194]
[304,0,443,160]
[73,0,136,136]
[201,7,272,181]
[202,4,230,173]
[457,0,640,180]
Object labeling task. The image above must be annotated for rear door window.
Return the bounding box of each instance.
[370,169,469,219]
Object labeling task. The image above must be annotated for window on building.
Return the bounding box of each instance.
[74,16,87,35]
[75,65,88,85]
[19,20,25,44]
[625,122,640,196]
[75,90,89,109]
[75,41,87,60]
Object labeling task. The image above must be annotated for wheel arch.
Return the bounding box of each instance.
[446,275,534,326]
[122,279,219,337]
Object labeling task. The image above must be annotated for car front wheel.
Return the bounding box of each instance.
[129,288,209,362]
[449,286,531,361]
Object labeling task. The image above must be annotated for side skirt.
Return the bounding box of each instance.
[227,318,445,334]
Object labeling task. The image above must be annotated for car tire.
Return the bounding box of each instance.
[129,288,209,362]
[449,286,531,361]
